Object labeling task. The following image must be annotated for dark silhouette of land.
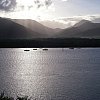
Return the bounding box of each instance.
[0,17,100,47]
[11,19,60,37]
[0,38,100,48]
[0,17,45,39]
[54,20,100,38]
[0,92,30,100]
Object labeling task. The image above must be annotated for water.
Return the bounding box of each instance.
[0,48,100,100]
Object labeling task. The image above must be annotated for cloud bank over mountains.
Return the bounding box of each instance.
[0,0,100,29]
[40,15,100,29]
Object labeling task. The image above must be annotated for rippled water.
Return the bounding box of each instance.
[0,48,100,100]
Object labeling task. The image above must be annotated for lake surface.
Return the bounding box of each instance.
[0,48,100,100]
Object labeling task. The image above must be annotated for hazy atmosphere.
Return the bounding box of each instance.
[0,1,100,100]
[0,0,100,28]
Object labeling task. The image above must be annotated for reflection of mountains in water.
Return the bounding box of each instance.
[0,17,100,39]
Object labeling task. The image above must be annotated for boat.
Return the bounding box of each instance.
[24,50,30,51]
[69,47,74,49]
[42,48,48,51]
[33,49,37,50]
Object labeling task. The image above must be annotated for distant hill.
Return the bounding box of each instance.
[74,27,100,38]
[74,20,92,27]
[54,20,100,38]
[74,20,100,31]
[92,18,100,23]
[1,17,100,39]
[39,20,68,29]
[0,17,47,39]
[11,19,59,36]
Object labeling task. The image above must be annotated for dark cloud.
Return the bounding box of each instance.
[0,0,16,11]
[34,0,52,8]
[0,0,52,11]
[45,0,52,7]
[34,0,40,4]
[34,0,43,8]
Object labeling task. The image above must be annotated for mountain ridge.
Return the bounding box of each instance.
[0,17,46,39]
[11,19,60,36]
[54,20,100,38]
[0,17,100,39]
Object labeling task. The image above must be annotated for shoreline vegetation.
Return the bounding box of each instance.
[0,38,100,48]
[0,92,31,100]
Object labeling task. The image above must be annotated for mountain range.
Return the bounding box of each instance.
[0,17,100,39]
[11,19,60,36]
[54,20,100,38]
[0,17,45,39]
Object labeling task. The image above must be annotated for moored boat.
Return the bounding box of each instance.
[33,49,37,50]
[42,48,48,51]
[24,50,30,51]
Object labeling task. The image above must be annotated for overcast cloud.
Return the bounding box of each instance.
[0,0,16,11]
[0,0,53,12]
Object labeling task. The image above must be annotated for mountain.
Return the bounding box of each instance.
[11,19,59,36]
[92,18,100,23]
[1,17,100,39]
[0,17,44,39]
[74,20,92,27]
[54,20,100,38]
[74,27,100,38]
[39,20,68,29]
[73,20,100,31]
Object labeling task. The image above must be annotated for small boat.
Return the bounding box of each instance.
[42,48,48,51]
[24,50,30,51]
[77,48,81,49]
[69,47,74,49]
[33,49,37,50]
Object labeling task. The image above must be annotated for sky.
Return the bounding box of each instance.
[0,0,100,28]
[54,0,100,18]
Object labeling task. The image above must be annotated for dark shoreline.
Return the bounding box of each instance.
[0,92,30,100]
[0,38,100,48]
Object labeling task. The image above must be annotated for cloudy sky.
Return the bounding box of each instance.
[0,0,100,28]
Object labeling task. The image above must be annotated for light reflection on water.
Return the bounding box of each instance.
[0,48,100,100]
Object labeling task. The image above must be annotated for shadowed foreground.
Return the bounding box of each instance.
[0,38,100,48]
[0,92,32,100]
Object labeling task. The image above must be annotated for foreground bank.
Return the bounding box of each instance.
[0,38,100,48]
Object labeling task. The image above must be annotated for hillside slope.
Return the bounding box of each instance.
[54,20,100,38]
[0,17,45,39]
